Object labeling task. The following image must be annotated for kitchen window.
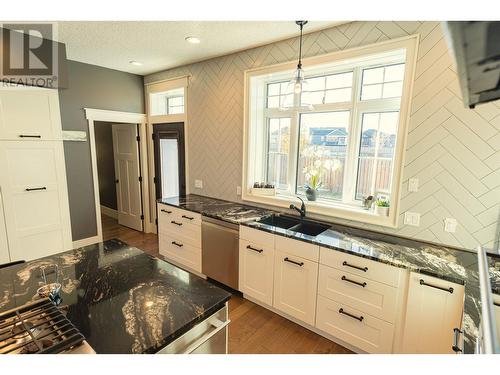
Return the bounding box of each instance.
[243,36,418,227]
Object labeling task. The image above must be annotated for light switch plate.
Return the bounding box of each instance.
[404,212,420,226]
[408,178,419,192]
[444,218,457,233]
[194,180,203,189]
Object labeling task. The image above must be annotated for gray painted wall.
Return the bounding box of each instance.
[59,60,144,241]
[95,121,117,210]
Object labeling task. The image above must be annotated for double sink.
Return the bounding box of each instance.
[257,214,330,237]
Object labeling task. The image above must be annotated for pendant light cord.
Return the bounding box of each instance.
[298,22,304,69]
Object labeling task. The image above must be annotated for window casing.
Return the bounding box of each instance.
[243,37,418,227]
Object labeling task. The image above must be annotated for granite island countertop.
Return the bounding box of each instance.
[0,239,231,354]
[159,194,485,353]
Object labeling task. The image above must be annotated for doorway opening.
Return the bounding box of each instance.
[153,122,186,200]
[95,121,144,234]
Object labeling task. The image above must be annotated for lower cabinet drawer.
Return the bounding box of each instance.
[318,265,399,323]
[159,233,202,273]
[160,221,201,247]
[316,295,395,354]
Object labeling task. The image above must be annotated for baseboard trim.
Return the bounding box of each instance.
[72,235,101,249]
[242,294,363,354]
[100,205,118,219]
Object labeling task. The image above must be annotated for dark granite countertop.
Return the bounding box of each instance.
[159,194,486,353]
[158,194,273,224]
[0,239,231,354]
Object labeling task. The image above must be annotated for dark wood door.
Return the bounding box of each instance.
[153,123,186,199]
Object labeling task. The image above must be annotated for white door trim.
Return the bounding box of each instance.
[83,108,151,247]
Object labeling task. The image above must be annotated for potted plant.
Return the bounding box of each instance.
[304,171,321,201]
[374,199,390,216]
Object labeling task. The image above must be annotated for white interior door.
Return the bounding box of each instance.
[112,124,143,231]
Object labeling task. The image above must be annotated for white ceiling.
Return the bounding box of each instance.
[55,21,343,75]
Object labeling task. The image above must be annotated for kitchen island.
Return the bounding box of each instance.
[0,239,231,354]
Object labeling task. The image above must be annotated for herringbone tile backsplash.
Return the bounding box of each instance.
[145,21,500,250]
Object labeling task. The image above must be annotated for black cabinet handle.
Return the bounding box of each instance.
[341,275,367,288]
[171,220,183,226]
[160,209,172,214]
[19,134,41,138]
[342,261,368,272]
[25,187,47,192]
[171,241,183,248]
[338,308,364,322]
[246,245,263,253]
[284,257,304,267]
[452,328,463,353]
[182,215,194,220]
[419,279,453,294]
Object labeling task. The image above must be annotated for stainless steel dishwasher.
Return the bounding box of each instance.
[202,216,239,290]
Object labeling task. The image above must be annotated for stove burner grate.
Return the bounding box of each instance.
[0,298,84,354]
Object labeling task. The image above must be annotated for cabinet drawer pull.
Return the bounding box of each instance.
[284,257,304,267]
[342,260,368,272]
[338,308,364,322]
[171,241,183,248]
[246,245,263,253]
[171,220,183,226]
[19,134,41,138]
[452,328,463,353]
[341,275,367,288]
[419,279,454,294]
[25,187,47,192]
[181,215,194,220]
[160,209,172,214]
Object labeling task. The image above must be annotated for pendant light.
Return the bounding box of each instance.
[280,20,313,111]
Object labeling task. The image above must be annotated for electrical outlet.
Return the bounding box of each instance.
[408,178,419,192]
[404,212,420,226]
[444,218,457,233]
[194,180,203,189]
[236,186,242,195]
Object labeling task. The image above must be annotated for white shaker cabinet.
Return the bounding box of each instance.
[401,272,465,353]
[273,248,319,326]
[0,87,62,140]
[0,141,72,261]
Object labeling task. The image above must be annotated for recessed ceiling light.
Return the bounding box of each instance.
[185,36,201,44]
[129,61,143,66]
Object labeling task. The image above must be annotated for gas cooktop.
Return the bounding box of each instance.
[0,298,93,354]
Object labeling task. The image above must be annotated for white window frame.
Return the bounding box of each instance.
[242,35,419,228]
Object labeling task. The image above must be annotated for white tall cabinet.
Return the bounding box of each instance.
[0,86,72,262]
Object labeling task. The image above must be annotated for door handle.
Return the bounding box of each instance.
[342,260,368,272]
[338,308,364,322]
[341,275,367,288]
[284,257,304,267]
[419,279,454,294]
[25,187,47,192]
[246,245,263,253]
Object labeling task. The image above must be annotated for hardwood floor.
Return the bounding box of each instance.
[101,214,353,354]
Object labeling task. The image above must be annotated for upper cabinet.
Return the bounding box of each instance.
[401,272,465,354]
[0,87,62,140]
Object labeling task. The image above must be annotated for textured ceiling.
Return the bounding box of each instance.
[55,21,344,75]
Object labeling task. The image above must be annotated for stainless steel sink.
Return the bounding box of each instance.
[257,214,329,237]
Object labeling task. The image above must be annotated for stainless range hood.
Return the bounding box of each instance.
[443,22,500,108]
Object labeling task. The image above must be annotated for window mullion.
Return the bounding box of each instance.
[342,66,362,205]
[288,111,299,196]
